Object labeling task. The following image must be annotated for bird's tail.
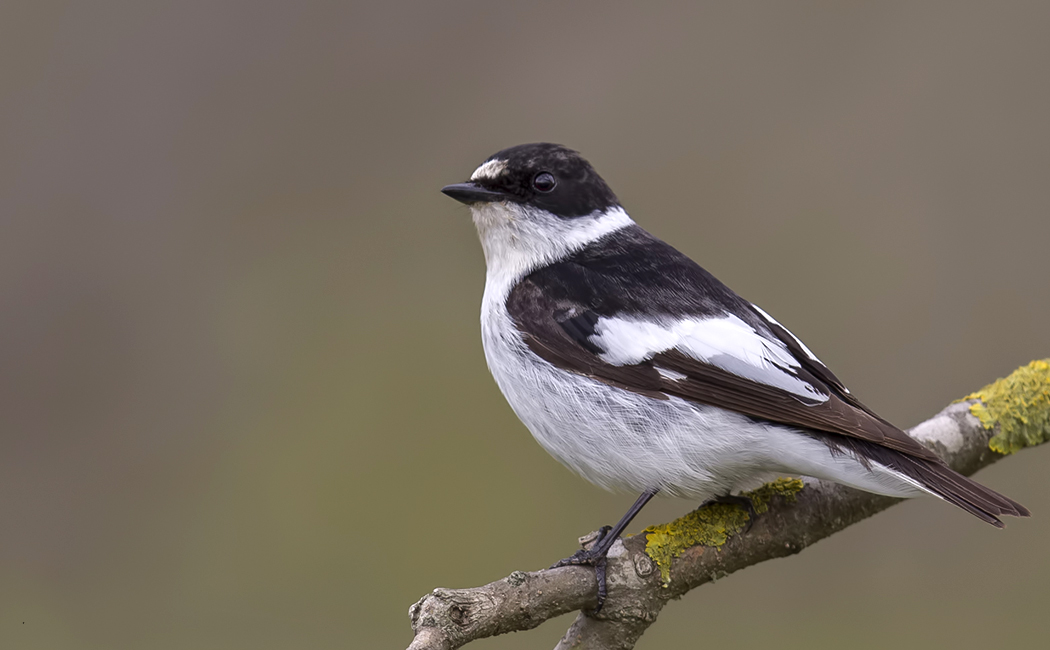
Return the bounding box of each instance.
[844,436,1030,527]
[889,453,1029,527]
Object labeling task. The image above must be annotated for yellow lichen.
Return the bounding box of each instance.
[643,478,804,586]
[745,477,806,514]
[960,359,1050,455]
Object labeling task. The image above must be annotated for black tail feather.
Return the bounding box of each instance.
[891,453,1030,527]
[815,433,1030,527]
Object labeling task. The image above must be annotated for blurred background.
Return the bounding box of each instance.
[1,2,1048,648]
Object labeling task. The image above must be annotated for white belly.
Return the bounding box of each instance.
[480,296,926,501]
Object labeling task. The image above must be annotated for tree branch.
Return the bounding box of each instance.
[407,359,1050,650]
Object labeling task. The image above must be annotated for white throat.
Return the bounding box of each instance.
[471,203,634,303]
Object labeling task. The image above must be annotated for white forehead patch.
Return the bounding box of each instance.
[470,159,507,181]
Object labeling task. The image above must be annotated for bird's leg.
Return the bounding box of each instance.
[550,487,659,613]
[702,493,758,533]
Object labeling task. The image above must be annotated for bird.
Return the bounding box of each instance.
[440,142,1028,611]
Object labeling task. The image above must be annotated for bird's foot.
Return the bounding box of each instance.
[550,525,615,613]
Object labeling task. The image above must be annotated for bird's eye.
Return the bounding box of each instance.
[533,172,557,193]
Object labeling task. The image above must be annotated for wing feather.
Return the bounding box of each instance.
[507,272,941,462]
[503,229,1027,521]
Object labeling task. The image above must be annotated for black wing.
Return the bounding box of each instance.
[505,226,1028,524]
[506,225,939,460]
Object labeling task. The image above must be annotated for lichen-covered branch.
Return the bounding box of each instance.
[407,359,1050,650]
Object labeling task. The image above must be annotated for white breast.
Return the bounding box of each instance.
[480,283,783,497]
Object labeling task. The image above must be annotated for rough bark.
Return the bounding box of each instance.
[407,362,1048,650]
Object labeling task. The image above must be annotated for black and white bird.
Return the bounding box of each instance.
[441,143,1028,608]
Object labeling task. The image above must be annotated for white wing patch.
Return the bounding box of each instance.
[470,159,507,181]
[655,366,688,382]
[749,304,820,362]
[749,303,849,394]
[590,313,828,402]
[589,318,683,366]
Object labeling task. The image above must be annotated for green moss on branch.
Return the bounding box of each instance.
[961,359,1050,455]
[642,478,804,586]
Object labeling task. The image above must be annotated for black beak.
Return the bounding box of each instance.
[441,182,509,205]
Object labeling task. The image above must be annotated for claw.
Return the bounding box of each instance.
[592,557,608,613]
[549,525,613,568]
[547,489,660,616]
[550,547,611,613]
[549,527,617,612]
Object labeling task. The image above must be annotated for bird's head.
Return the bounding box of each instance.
[442,143,632,280]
